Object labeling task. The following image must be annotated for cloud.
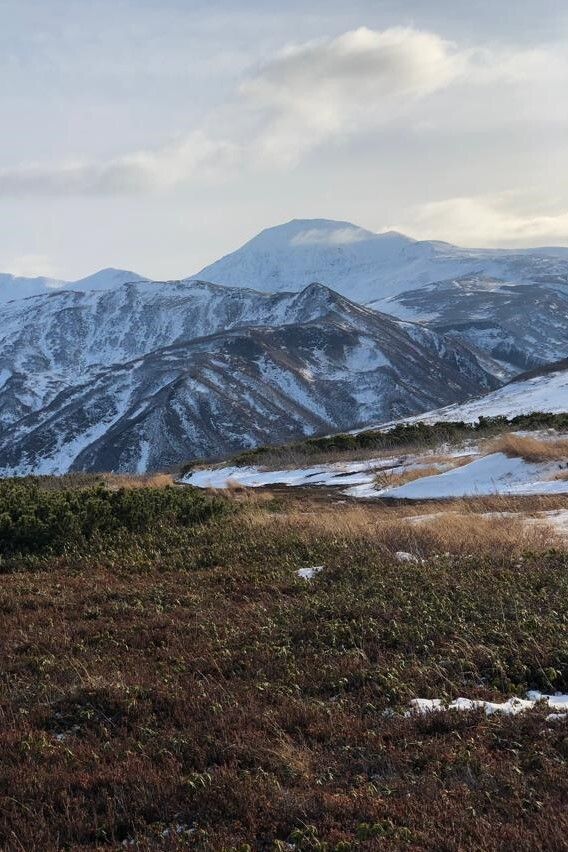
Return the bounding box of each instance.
[0,131,237,196]
[0,25,565,197]
[241,27,468,164]
[395,194,568,247]
[290,225,373,246]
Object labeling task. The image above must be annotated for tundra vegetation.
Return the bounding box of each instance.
[1,475,568,849]
[196,413,568,472]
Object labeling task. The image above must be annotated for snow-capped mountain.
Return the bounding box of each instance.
[196,219,568,376]
[0,279,376,425]
[0,280,497,474]
[0,268,148,304]
[196,218,568,303]
[1,218,566,474]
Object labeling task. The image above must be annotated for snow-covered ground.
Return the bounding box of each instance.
[183,454,453,491]
[409,692,568,719]
[349,452,568,500]
[184,438,568,501]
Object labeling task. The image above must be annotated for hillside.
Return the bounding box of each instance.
[381,361,568,426]
[1,474,567,849]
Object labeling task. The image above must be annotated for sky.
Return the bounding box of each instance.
[1,0,567,280]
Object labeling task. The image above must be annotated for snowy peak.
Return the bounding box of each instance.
[0,273,65,303]
[196,218,426,300]
[196,217,568,305]
[245,218,413,249]
[71,268,149,291]
[0,266,149,305]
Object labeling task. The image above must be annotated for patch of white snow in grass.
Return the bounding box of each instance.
[183,457,404,490]
[408,692,568,717]
[297,565,324,580]
[395,551,420,564]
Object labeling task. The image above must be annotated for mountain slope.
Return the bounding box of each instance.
[0,279,374,425]
[0,281,497,475]
[375,362,568,427]
[378,276,568,377]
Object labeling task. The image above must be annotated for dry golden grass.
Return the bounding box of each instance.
[488,433,568,463]
[374,464,442,489]
[101,472,174,489]
[243,498,562,559]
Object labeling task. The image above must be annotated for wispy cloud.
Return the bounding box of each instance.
[0,131,237,196]
[395,194,568,247]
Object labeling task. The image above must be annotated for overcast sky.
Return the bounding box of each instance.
[1,0,567,280]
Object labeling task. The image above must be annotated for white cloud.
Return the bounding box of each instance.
[241,26,469,165]
[290,225,372,246]
[396,194,568,247]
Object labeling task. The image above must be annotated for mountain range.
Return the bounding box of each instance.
[197,219,568,377]
[0,281,496,474]
[0,218,566,473]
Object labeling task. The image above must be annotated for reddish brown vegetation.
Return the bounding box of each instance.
[1,491,567,849]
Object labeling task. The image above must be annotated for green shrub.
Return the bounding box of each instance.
[0,481,228,557]
[217,412,568,469]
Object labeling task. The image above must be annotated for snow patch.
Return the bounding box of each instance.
[409,692,568,717]
[297,565,324,580]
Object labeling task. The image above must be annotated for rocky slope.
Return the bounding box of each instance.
[373,361,568,427]
[376,277,568,378]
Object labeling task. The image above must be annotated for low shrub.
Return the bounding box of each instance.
[0,481,228,557]
[181,412,568,472]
